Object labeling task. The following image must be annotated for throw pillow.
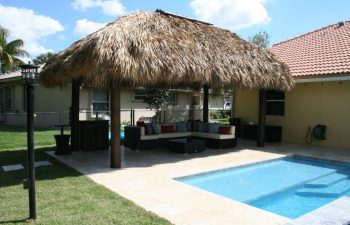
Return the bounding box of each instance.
[137,121,147,135]
[176,121,187,132]
[186,121,192,132]
[188,119,200,131]
[140,126,145,136]
[219,126,232,134]
[151,123,161,134]
[136,121,145,127]
[161,124,175,133]
[208,123,220,133]
[195,122,206,132]
[145,123,153,135]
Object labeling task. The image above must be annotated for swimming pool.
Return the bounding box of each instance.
[177,155,350,219]
[108,131,125,141]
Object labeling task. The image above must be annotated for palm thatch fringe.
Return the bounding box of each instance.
[40,10,294,91]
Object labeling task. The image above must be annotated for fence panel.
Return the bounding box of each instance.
[1,112,69,129]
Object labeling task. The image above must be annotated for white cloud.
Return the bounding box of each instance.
[74,19,107,37]
[71,0,126,17]
[190,0,271,30]
[0,4,64,57]
[58,34,65,40]
[71,0,99,10]
[100,0,125,16]
[26,43,54,55]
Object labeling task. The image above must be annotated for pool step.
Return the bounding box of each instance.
[304,169,350,188]
[296,179,350,197]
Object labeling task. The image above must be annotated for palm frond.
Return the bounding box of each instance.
[2,52,13,66]
[0,26,9,45]
[5,39,29,57]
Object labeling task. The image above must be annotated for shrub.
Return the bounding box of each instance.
[210,110,231,119]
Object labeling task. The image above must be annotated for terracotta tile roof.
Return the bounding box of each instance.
[271,21,350,78]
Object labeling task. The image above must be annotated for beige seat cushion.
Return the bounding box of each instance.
[191,132,235,140]
[158,132,191,139]
[140,135,159,140]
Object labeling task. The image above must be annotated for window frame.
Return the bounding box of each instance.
[23,85,27,111]
[92,89,109,113]
[168,91,177,105]
[4,86,13,111]
[265,90,285,116]
[133,89,147,102]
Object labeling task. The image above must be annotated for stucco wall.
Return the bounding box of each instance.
[1,81,225,127]
[209,95,225,109]
[234,81,350,149]
[176,92,190,105]
[34,85,71,112]
[13,82,24,112]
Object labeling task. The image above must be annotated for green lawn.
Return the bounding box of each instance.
[0,126,59,150]
[211,118,230,125]
[0,125,126,150]
[0,127,171,225]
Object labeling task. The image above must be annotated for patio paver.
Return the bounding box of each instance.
[2,164,24,172]
[48,140,350,225]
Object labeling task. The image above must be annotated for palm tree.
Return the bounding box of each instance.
[33,52,56,65]
[0,26,30,72]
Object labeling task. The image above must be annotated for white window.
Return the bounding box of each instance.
[23,86,27,111]
[4,87,13,111]
[266,90,285,116]
[169,92,176,105]
[92,90,109,113]
[133,89,146,102]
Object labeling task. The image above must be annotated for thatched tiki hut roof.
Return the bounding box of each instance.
[40,10,294,168]
[40,10,294,90]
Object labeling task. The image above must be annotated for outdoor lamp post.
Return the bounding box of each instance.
[20,62,39,220]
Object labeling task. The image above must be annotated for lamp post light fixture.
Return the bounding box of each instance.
[20,62,39,220]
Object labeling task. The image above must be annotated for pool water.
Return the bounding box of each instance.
[177,156,350,219]
[108,131,124,141]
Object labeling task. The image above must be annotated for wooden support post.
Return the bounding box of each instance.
[110,86,121,168]
[257,89,266,147]
[70,80,80,151]
[203,86,209,122]
[231,90,235,118]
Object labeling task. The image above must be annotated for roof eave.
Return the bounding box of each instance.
[295,73,350,83]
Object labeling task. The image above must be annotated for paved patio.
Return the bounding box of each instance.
[48,140,350,225]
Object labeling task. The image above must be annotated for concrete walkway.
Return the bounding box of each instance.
[48,141,350,225]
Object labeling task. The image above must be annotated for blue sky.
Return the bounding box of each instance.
[0,0,349,59]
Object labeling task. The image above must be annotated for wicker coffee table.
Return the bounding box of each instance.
[167,138,205,154]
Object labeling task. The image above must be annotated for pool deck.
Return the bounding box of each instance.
[48,140,350,225]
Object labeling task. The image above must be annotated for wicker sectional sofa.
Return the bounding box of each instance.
[124,123,237,150]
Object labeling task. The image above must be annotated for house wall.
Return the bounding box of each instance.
[1,81,72,127]
[1,80,226,127]
[234,81,350,149]
[176,92,191,105]
[87,89,214,123]
[209,95,225,109]
[34,85,71,112]
[13,82,24,112]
